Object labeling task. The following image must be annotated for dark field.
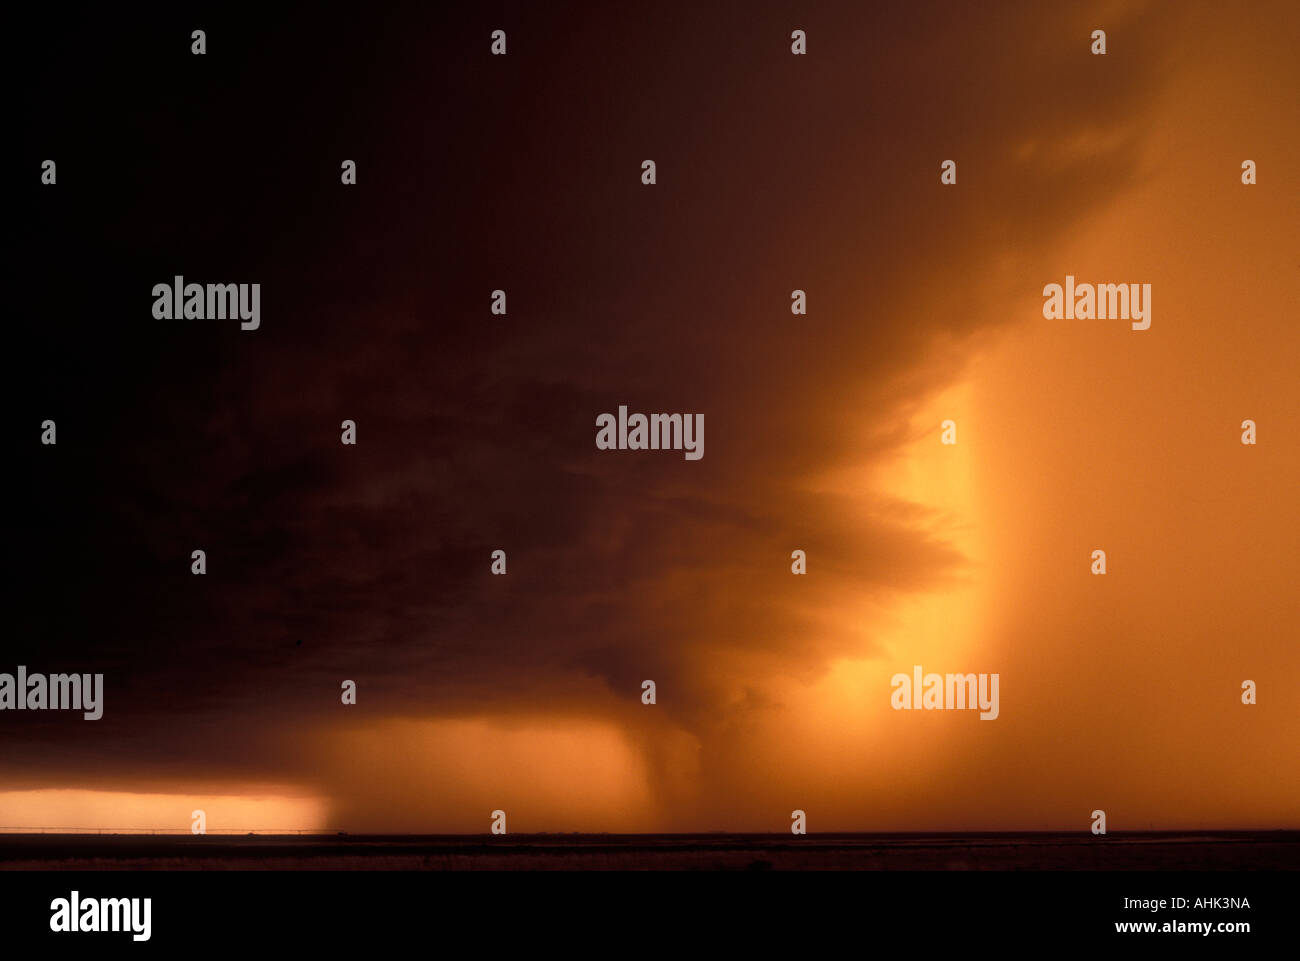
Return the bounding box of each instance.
[1,832,1296,870]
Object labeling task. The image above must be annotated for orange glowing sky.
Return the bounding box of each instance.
[6,0,1297,834]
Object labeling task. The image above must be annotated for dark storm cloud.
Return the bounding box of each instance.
[7,0,1176,793]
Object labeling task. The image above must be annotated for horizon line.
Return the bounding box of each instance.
[4,827,1299,837]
